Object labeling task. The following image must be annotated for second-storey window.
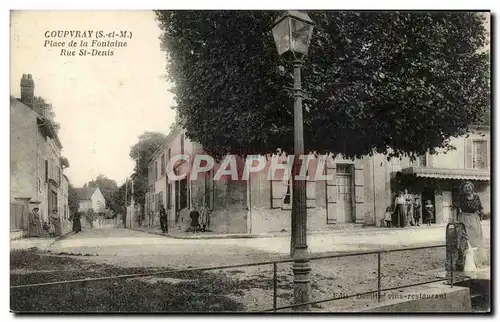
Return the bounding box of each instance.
[473,140,487,169]
[161,154,166,176]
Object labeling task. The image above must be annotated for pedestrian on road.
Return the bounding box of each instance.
[394,192,406,227]
[200,202,210,232]
[28,207,42,237]
[50,209,62,236]
[159,205,168,234]
[424,200,434,226]
[404,189,414,226]
[189,208,200,233]
[455,181,487,267]
[384,207,392,227]
[48,220,56,238]
[72,212,82,233]
[413,197,421,226]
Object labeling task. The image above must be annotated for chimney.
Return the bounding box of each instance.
[20,74,35,108]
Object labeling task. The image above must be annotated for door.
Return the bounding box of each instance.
[336,165,353,223]
[441,191,453,224]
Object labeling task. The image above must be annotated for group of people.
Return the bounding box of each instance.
[156,203,211,234]
[383,181,487,268]
[384,189,434,228]
[28,207,82,237]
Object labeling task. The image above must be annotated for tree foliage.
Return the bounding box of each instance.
[156,11,490,160]
[67,182,80,215]
[129,132,167,206]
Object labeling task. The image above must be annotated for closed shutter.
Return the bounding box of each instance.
[465,138,473,169]
[271,179,284,209]
[486,139,490,169]
[326,160,337,224]
[354,164,364,203]
[306,167,316,208]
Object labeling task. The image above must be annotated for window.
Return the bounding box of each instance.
[180,134,185,155]
[337,164,351,174]
[283,180,291,205]
[167,183,172,209]
[417,154,427,167]
[179,177,188,210]
[155,161,158,179]
[161,154,165,176]
[473,140,487,169]
[45,160,48,182]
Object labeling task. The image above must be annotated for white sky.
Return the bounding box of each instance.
[10,10,176,187]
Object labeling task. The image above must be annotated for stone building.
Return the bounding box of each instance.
[10,74,70,238]
[146,123,490,234]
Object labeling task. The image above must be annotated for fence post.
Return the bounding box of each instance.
[273,262,277,312]
[377,252,381,302]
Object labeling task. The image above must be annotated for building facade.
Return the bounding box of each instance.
[74,187,106,213]
[146,123,490,234]
[10,74,69,238]
[381,126,491,225]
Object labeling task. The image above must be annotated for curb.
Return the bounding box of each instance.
[128,221,489,240]
[128,227,273,239]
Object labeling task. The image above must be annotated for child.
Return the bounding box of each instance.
[48,220,56,238]
[384,207,392,227]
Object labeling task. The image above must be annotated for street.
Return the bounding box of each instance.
[26,222,488,269]
[12,224,491,312]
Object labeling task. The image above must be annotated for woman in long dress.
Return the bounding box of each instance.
[455,181,487,267]
[72,212,82,233]
[28,207,42,237]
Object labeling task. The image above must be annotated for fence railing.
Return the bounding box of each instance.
[11,244,460,312]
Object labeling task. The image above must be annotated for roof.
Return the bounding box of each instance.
[402,167,490,181]
[148,123,183,165]
[74,187,98,200]
[12,96,63,150]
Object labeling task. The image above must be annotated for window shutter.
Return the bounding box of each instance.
[354,164,364,203]
[465,138,473,169]
[326,161,337,224]
[306,168,316,208]
[486,139,490,169]
[271,179,284,209]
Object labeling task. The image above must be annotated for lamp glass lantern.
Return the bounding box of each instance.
[271,10,314,58]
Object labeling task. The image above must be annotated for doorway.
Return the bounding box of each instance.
[336,164,353,223]
[422,187,436,224]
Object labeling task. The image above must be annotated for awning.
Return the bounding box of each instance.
[402,167,490,181]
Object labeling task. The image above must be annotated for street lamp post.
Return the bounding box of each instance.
[271,10,314,311]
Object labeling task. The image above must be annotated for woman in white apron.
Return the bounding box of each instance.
[455,181,487,267]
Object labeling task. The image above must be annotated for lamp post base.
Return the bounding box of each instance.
[292,245,311,311]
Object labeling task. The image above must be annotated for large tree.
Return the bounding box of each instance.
[129,132,167,207]
[156,11,490,160]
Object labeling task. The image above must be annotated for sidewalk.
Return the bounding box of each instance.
[10,231,75,251]
[130,220,490,240]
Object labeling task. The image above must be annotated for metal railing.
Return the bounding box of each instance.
[11,243,459,312]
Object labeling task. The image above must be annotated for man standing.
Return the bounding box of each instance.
[200,202,210,232]
[159,205,168,234]
[413,197,421,226]
[404,189,414,226]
